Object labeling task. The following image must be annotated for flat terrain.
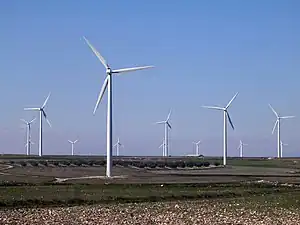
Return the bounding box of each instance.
[1,195,300,225]
[1,156,300,224]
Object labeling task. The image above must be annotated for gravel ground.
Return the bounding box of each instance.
[1,199,300,225]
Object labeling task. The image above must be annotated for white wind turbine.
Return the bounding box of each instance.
[20,118,36,156]
[280,140,288,158]
[237,140,247,158]
[83,37,154,177]
[192,140,201,156]
[269,104,295,158]
[202,92,238,166]
[68,139,78,156]
[24,93,52,157]
[114,138,123,156]
[156,110,172,157]
[158,139,165,156]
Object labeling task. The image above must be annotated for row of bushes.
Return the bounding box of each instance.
[11,160,220,168]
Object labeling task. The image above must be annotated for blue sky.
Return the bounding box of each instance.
[0,0,300,157]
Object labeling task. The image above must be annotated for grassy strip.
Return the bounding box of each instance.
[0,183,298,208]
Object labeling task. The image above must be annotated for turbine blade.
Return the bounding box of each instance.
[166,109,172,121]
[82,36,109,69]
[272,120,278,134]
[113,143,117,147]
[112,66,154,74]
[24,108,40,111]
[42,110,52,128]
[74,140,78,143]
[156,121,165,124]
[225,92,238,109]
[202,106,224,110]
[167,122,172,129]
[31,141,35,145]
[46,118,52,128]
[68,140,72,143]
[20,119,28,124]
[280,116,295,119]
[93,76,109,115]
[226,112,235,130]
[268,104,278,117]
[29,118,36,124]
[41,92,51,108]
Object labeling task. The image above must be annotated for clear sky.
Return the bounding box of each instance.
[0,0,300,157]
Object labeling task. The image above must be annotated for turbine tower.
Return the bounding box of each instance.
[269,104,295,158]
[280,140,288,158]
[24,93,52,157]
[202,92,238,166]
[192,140,201,156]
[83,37,154,177]
[158,139,165,156]
[113,138,123,156]
[68,139,78,156]
[237,140,247,158]
[20,118,36,156]
[156,110,172,157]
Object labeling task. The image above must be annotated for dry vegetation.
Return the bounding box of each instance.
[1,156,300,224]
[1,197,300,225]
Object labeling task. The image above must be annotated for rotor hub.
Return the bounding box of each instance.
[106,68,112,74]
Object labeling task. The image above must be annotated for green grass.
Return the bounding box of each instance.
[0,183,299,208]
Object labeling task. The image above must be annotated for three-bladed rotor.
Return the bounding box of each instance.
[269,104,295,134]
[202,92,238,130]
[156,109,172,129]
[82,36,154,115]
[24,92,52,128]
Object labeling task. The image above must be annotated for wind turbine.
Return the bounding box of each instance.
[113,138,123,156]
[24,93,52,157]
[237,140,247,158]
[202,92,238,166]
[192,140,201,156]
[269,104,295,158]
[156,110,172,157]
[83,37,154,177]
[280,140,288,158]
[20,118,36,156]
[68,139,78,156]
[158,139,165,156]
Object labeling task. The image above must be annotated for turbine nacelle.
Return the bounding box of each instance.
[106,68,112,74]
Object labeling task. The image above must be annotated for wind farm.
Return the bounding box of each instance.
[1,1,300,224]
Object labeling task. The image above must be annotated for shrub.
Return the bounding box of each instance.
[156,161,165,168]
[19,161,27,167]
[30,161,38,167]
[185,161,194,168]
[167,161,177,169]
[149,162,157,169]
[177,161,186,168]
[63,161,71,166]
[74,160,82,166]
[53,161,59,166]
[214,162,220,166]
[95,160,105,166]
[138,162,145,168]
[195,162,203,167]
[87,160,95,166]
[39,161,48,166]
[203,162,210,167]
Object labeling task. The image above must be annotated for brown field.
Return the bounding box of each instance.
[1,156,300,224]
